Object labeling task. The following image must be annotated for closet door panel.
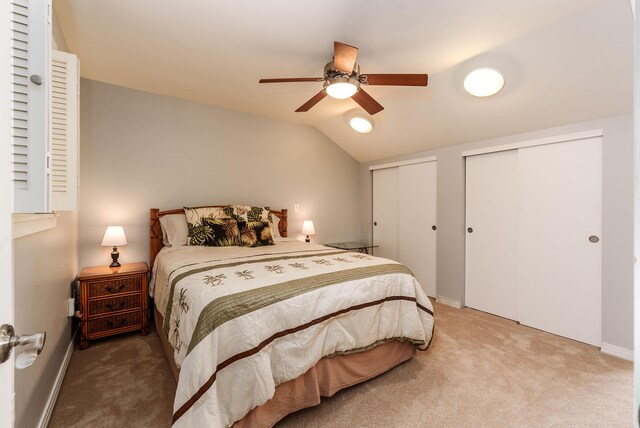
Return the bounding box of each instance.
[465,150,519,320]
[398,161,437,297]
[372,168,399,260]
[518,137,602,346]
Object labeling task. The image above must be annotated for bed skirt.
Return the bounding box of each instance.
[154,306,415,427]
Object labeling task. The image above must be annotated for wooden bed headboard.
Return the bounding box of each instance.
[149,206,288,268]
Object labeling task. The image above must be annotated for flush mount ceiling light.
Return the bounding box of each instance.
[464,67,504,97]
[349,116,374,133]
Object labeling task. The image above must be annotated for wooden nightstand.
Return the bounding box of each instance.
[77,262,149,350]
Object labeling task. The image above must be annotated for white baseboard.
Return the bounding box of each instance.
[436,295,462,309]
[600,342,633,361]
[38,328,78,428]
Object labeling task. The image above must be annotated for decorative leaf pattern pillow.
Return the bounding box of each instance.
[183,206,229,246]
[238,220,274,247]
[231,205,275,246]
[186,222,211,246]
[231,205,273,224]
[201,217,239,247]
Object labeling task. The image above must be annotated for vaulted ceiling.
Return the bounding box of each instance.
[55,0,633,162]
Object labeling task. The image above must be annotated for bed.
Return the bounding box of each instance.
[149,206,434,427]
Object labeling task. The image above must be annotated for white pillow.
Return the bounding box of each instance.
[159,214,189,247]
[271,215,282,239]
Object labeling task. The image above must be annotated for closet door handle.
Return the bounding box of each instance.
[432,225,437,231]
[374,222,378,226]
[589,235,599,243]
[467,227,473,233]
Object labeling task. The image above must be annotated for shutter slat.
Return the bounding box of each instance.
[12,144,27,155]
[12,128,27,139]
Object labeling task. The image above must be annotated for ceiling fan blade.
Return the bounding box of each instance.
[259,78,324,83]
[334,41,359,73]
[295,90,328,112]
[364,74,429,86]
[351,88,384,115]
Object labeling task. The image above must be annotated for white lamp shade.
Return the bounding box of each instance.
[301,220,316,236]
[101,226,127,246]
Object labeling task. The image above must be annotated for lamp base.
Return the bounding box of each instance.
[109,246,121,267]
[305,236,310,243]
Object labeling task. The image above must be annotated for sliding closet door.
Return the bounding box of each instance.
[518,137,602,346]
[372,167,399,260]
[398,161,437,297]
[465,150,519,320]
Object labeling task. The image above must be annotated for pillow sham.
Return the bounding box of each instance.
[159,214,189,247]
[184,206,229,246]
[231,205,273,225]
[238,220,274,247]
[201,217,239,247]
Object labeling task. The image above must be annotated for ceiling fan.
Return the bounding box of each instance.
[259,41,428,116]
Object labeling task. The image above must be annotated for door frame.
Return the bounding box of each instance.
[631,1,638,426]
[1,0,16,424]
[461,128,603,157]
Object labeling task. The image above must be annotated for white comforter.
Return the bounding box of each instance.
[151,240,434,427]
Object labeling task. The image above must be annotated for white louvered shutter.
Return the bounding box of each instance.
[51,50,79,211]
[11,1,29,192]
[11,0,51,213]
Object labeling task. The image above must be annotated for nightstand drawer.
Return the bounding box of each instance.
[87,311,141,335]
[88,294,141,316]
[88,276,141,298]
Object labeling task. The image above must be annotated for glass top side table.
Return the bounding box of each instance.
[324,242,379,254]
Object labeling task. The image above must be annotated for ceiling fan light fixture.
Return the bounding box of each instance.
[325,76,359,99]
[259,41,428,114]
[349,116,374,134]
[464,67,504,97]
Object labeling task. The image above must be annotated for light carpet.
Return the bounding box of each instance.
[49,303,632,427]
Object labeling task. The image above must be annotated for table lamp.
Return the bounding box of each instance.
[101,226,127,267]
[301,220,315,243]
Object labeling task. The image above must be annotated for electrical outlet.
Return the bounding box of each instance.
[66,298,75,317]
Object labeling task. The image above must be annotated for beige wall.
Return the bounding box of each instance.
[361,113,634,351]
[51,5,69,52]
[13,211,78,428]
[78,79,362,268]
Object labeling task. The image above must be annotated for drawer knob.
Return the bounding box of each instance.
[105,301,126,311]
[106,283,126,293]
[106,318,127,328]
